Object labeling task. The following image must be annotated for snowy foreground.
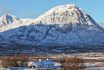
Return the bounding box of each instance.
[1,67,104,70]
[80,67,104,70]
[50,52,104,70]
[0,52,104,70]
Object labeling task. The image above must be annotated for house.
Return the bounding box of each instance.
[28,59,61,70]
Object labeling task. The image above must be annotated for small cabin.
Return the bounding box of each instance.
[28,59,61,70]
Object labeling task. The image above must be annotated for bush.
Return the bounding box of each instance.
[63,57,86,70]
[1,55,28,68]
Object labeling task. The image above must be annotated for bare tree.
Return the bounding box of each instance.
[63,57,86,70]
[1,54,29,68]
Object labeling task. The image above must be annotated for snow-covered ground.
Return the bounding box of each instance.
[80,67,104,70]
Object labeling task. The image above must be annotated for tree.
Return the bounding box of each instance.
[1,54,29,68]
[63,57,86,70]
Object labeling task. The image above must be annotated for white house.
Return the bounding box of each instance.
[28,59,61,70]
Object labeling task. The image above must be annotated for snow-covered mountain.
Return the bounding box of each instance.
[0,4,104,48]
[99,23,104,28]
[0,14,22,27]
[35,4,93,25]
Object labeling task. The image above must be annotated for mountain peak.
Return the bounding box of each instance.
[60,4,77,8]
[2,14,14,17]
[35,4,94,26]
[0,14,22,26]
[1,14,20,21]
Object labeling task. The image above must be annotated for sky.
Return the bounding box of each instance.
[0,0,104,24]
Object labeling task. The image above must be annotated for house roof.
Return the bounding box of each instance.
[33,60,54,66]
[28,59,61,67]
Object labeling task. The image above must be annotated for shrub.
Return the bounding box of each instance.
[63,57,86,70]
[1,54,28,68]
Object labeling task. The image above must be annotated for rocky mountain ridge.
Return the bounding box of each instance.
[0,4,104,48]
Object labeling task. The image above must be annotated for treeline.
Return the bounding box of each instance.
[0,55,86,70]
[0,55,28,68]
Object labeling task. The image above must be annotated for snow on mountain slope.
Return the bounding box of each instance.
[35,4,104,32]
[99,23,104,28]
[0,4,104,47]
[0,15,34,32]
[35,4,95,25]
[0,14,22,27]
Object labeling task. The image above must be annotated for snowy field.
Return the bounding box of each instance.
[80,67,104,70]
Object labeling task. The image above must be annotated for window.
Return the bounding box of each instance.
[33,65,36,68]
